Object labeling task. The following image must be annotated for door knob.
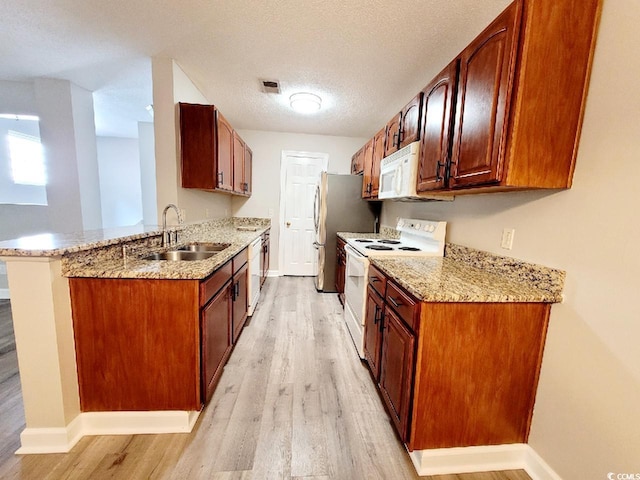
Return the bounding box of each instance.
[286,222,291,227]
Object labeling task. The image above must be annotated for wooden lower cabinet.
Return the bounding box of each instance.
[70,277,202,411]
[202,279,232,403]
[69,248,253,412]
[363,285,384,380]
[231,262,248,344]
[408,302,550,450]
[379,307,415,441]
[335,237,346,302]
[365,267,551,450]
[261,229,270,287]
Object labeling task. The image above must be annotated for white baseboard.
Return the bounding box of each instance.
[408,444,561,480]
[267,269,279,277]
[16,410,200,455]
[0,288,10,299]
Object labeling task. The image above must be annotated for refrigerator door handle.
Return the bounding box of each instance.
[313,185,320,233]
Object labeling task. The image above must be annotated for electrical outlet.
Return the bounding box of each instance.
[205,208,210,218]
[268,208,274,218]
[181,209,187,222]
[501,228,515,250]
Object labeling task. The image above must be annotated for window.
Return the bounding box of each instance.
[8,130,46,186]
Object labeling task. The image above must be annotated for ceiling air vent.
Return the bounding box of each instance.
[260,79,281,94]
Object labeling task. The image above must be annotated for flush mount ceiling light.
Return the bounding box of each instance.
[289,92,322,114]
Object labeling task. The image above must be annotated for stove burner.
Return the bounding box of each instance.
[366,245,394,251]
[399,246,421,251]
[355,239,373,243]
[378,239,401,245]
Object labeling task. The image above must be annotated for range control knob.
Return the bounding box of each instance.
[429,224,435,232]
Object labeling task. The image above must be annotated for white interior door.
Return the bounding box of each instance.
[280,151,328,276]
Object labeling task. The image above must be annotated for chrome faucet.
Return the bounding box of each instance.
[162,204,183,247]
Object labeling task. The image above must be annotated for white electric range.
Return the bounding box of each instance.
[343,218,447,358]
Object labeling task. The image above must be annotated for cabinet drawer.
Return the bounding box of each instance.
[200,260,232,307]
[386,280,419,331]
[233,247,249,272]
[368,265,387,298]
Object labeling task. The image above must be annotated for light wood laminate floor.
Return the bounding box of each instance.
[0,279,531,480]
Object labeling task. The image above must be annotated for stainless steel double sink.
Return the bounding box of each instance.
[143,243,230,261]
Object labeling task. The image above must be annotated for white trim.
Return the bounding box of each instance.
[278,150,328,277]
[16,410,201,455]
[267,269,279,277]
[408,444,561,480]
[0,288,9,299]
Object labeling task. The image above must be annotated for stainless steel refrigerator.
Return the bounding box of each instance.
[313,173,380,292]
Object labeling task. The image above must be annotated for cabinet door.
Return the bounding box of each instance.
[417,61,459,192]
[232,132,245,194]
[202,281,232,404]
[399,93,423,148]
[335,238,346,294]
[361,139,375,198]
[179,103,216,190]
[216,111,234,191]
[384,113,402,157]
[232,263,249,344]
[351,148,364,175]
[261,232,270,287]
[243,144,252,196]
[370,127,386,198]
[363,286,385,381]
[449,1,520,188]
[379,308,415,442]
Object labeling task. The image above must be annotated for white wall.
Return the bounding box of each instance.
[381,0,640,476]
[151,57,231,225]
[33,78,102,234]
[232,130,367,272]
[138,122,157,225]
[96,136,143,228]
[70,84,102,231]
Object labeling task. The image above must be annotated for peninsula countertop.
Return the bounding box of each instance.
[0,217,271,281]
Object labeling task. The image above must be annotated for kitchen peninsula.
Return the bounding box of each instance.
[0,217,270,454]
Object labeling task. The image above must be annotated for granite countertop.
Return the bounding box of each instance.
[0,225,165,257]
[338,231,565,303]
[1,217,271,281]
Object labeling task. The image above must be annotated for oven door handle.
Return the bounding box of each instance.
[344,243,364,259]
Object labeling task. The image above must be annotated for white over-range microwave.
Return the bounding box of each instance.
[378,141,421,199]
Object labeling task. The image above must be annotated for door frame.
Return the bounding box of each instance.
[278,150,329,276]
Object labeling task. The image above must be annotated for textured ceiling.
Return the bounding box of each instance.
[1,0,511,138]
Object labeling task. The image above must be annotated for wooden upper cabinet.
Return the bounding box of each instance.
[370,127,386,197]
[448,0,601,191]
[449,1,521,189]
[216,111,234,191]
[243,144,252,196]
[384,113,402,157]
[179,103,216,190]
[232,131,245,194]
[361,139,375,197]
[351,148,364,175]
[399,93,423,149]
[417,61,459,193]
[179,103,252,196]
